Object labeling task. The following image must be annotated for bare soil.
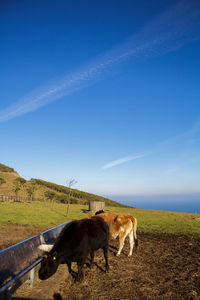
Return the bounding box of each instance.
[1,226,200,300]
[0,223,49,251]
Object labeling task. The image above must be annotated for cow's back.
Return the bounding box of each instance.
[93,212,122,237]
[93,212,134,238]
[52,217,109,257]
[87,217,109,251]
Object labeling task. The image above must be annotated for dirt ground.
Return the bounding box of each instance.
[0,223,49,251]
[1,226,199,300]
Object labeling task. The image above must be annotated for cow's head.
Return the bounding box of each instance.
[39,252,59,280]
[38,244,59,280]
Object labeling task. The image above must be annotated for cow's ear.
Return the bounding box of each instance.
[114,216,118,222]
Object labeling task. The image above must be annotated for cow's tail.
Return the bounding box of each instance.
[130,216,138,248]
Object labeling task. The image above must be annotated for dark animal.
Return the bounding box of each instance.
[38,217,109,282]
[95,209,105,215]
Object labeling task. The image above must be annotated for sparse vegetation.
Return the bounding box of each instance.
[44,190,56,201]
[0,163,16,173]
[26,182,37,201]
[12,177,26,200]
[66,178,78,216]
[0,177,6,186]
[30,178,125,207]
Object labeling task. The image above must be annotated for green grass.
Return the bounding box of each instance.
[0,202,87,227]
[0,201,200,236]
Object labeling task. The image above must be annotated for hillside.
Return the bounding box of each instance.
[0,163,18,173]
[0,162,125,207]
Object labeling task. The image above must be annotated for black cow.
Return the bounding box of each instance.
[95,210,105,215]
[38,217,109,282]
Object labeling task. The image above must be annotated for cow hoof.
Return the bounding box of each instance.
[75,277,83,283]
[105,266,109,272]
[128,254,132,257]
[116,253,120,257]
[75,273,83,282]
[53,293,62,300]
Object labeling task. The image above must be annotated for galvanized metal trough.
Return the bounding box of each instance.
[0,221,70,300]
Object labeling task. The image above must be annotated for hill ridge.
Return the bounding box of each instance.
[0,162,125,207]
[0,163,18,174]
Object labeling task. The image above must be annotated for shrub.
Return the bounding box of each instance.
[0,177,6,185]
[44,191,56,201]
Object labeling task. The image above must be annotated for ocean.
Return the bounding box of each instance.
[110,194,200,214]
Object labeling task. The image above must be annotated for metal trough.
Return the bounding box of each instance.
[0,221,70,299]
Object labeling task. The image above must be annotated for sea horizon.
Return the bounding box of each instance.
[109,193,200,214]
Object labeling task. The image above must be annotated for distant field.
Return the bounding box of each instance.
[1,201,200,236]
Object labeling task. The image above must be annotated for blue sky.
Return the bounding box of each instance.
[1,0,200,206]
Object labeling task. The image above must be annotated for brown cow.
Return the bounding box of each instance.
[90,211,138,256]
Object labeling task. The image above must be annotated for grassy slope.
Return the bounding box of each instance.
[0,162,123,207]
[0,202,200,236]
[31,178,124,206]
[0,171,20,194]
[0,171,65,200]
[0,163,16,173]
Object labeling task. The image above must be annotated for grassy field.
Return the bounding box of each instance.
[1,201,200,236]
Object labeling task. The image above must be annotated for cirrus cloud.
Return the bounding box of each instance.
[102,153,146,169]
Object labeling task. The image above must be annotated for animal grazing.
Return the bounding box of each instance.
[91,211,138,256]
[38,217,109,282]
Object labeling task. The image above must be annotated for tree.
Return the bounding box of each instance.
[12,177,26,201]
[0,177,6,186]
[26,182,37,201]
[55,194,68,203]
[44,190,56,202]
[15,177,26,185]
[66,178,77,216]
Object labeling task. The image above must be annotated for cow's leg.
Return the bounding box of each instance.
[103,245,109,271]
[66,261,76,279]
[90,251,94,268]
[66,261,72,273]
[76,258,85,282]
[128,230,134,256]
[117,232,127,256]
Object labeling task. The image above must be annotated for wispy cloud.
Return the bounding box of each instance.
[102,119,200,170]
[162,167,181,176]
[102,153,146,169]
[0,0,200,123]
